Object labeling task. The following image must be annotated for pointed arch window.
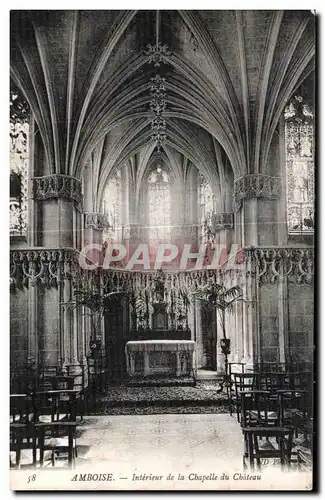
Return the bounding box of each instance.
[148,166,171,243]
[285,95,315,234]
[10,87,29,235]
[198,174,215,242]
[103,168,121,242]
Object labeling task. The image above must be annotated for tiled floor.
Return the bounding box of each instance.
[76,413,243,470]
[11,413,313,490]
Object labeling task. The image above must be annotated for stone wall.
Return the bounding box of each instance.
[287,281,314,362]
[10,289,29,369]
[259,284,280,362]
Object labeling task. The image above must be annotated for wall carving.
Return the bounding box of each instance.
[214,213,234,232]
[10,248,79,290]
[10,246,313,293]
[85,212,110,231]
[201,213,234,243]
[189,33,199,52]
[234,174,281,211]
[10,248,241,292]
[122,224,143,240]
[33,174,83,208]
[244,247,314,285]
[171,224,199,240]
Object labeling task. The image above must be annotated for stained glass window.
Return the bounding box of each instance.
[285,95,314,234]
[198,174,215,242]
[148,166,171,243]
[10,89,29,235]
[102,168,121,242]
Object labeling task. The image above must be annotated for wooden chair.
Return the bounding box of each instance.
[51,376,75,390]
[39,366,63,391]
[66,365,86,392]
[297,447,312,471]
[277,389,313,441]
[240,390,276,429]
[254,362,287,373]
[240,391,294,471]
[294,371,313,391]
[10,375,39,395]
[34,390,79,468]
[242,426,294,471]
[227,363,245,415]
[296,419,313,471]
[232,373,258,422]
[257,372,297,394]
[35,421,77,468]
[10,395,36,469]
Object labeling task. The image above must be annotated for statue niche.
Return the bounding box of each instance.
[152,303,168,330]
[151,271,168,330]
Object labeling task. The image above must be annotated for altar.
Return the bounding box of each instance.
[125,340,196,380]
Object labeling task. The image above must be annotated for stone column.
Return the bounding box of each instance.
[77,297,88,382]
[186,165,198,225]
[173,166,198,252]
[278,265,289,364]
[121,164,143,256]
[216,310,226,374]
[84,212,110,260]
[194,299,204,368]
[129,353,135,376]
[234,174,281,365]
[176,351,181,377]
[212,212,234,260]
[32,175,83,375]
[143,352,150,376]
[27,284,38,368]
[215,160,234,249]
[32,174,83,248]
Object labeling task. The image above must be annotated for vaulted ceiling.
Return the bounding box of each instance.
[10,10,315,205]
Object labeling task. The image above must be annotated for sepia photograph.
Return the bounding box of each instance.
[9,8,315,491]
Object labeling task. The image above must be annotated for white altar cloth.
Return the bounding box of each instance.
[125,340,196,378]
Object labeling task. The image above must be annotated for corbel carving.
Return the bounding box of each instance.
[33,174,83,208]
[234,174,281,211]
[85,212,110,231]
[213,213,234,232]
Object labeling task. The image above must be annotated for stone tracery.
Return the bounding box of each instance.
[285,94,315,234]
[9,10,315,372]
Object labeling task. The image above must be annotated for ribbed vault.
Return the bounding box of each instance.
[10,9,315,204]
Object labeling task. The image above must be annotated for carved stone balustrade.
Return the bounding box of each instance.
[10,248,80,290]
[10,246,313,293]
[243,246,314,284]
